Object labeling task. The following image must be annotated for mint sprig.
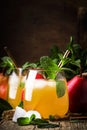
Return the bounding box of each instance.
[0,56,17,75]
[17,115,60,128]
[22,62,37,71]
[40,55,77,80]
[40,56,59,79]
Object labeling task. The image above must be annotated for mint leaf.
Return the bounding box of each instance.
[22,62,37,71]
[69,59,81,68]
[37,123,60,128]
[40,56,59,79]
[17,114,35,126]
[17,117,30,126]
[0,56,16,75]
[29,114,36,123]
[31,118,49,125]
[56,80,66,97]
[17,115,60,128]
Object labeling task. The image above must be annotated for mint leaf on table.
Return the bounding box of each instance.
[17,117,30,126]
[31,118,49,125]
[37,123,60,128]
[30,118,60,128]
[40,56,59,79]
[31,118,60,128]
[17,117,60,128]
[17,114,36,126]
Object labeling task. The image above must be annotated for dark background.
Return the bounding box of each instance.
[1,0,87,66]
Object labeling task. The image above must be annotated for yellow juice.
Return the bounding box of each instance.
[8,86,23,108]
[8,69,26,108]
[24,78,69,119]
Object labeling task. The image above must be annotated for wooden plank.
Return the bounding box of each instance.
[0,120,87,130]
[0,110,87,130]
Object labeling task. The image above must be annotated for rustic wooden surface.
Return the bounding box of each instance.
[0,119,87,130]
[0,110,87,130]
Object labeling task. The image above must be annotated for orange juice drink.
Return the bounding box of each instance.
[8,68,26,108]
[24,70,69,119]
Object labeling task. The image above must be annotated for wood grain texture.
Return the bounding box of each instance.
[0,119,87,130]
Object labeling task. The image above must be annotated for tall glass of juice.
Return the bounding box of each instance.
[23,69,69,119]
[8,68,26,108]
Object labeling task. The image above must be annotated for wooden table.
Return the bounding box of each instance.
[0,119,87,130]
[0,110,87,130]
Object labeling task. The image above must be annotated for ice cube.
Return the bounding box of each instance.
[34,79,47,88]
[47,79,56,87]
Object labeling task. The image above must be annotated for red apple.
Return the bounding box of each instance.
[67,74,87,113]
[0,73,8,100]
[35,73,44,79]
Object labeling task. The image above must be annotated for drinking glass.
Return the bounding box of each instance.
[23,69,69,119]
[8,68,26,108]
